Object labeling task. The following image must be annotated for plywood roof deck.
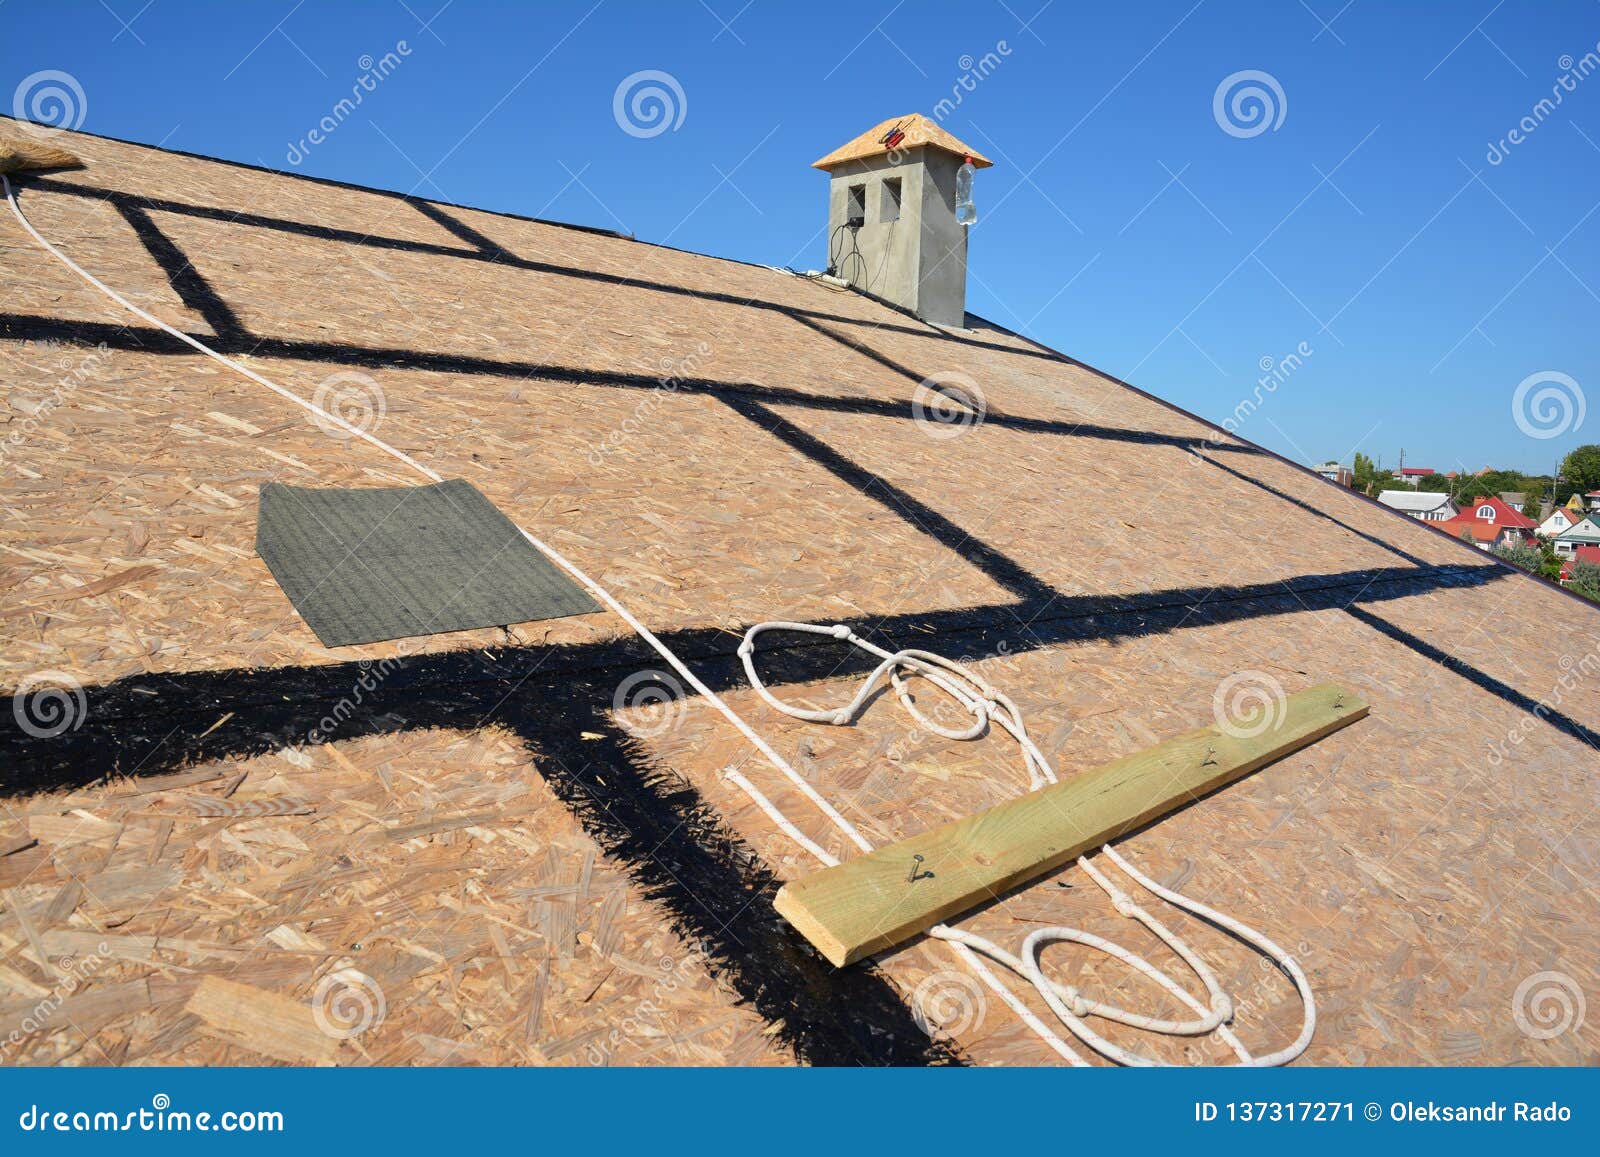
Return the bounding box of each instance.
[812,113,993,169]
[1,121,1596,1067]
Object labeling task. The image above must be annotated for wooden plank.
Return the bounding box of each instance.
[774,682,1369,967]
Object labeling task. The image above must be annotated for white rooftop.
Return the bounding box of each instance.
[1377,490,1454,513]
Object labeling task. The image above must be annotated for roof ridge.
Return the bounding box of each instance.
[0,114,803,285]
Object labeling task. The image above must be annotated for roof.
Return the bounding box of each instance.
[1557,515,1600,539]
[3,120,1598,1069]
[1377,489,1454,513]
[1397,467,1435,476]
[1561,544,1600,578]
[1455,496,1538,528]
[1435,517,1508,544]
[812,113,993,170]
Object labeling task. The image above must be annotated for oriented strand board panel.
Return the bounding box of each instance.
[3,125,1599,1068]
[0,730,786,1067]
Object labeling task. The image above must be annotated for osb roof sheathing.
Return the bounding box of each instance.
[811,113,993,169]
[1,120,1597,1068]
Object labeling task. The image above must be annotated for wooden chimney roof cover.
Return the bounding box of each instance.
[811,113,993,170]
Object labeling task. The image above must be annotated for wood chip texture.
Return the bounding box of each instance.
[0,126,1596,1067]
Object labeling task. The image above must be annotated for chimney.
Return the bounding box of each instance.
[812,114,991,329]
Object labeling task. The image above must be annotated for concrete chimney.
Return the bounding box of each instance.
[812,114,991,329]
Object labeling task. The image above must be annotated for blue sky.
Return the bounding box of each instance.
[4,1,1598,475]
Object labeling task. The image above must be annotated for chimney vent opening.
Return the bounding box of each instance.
[846,183,866,228]
[880,177,902,223]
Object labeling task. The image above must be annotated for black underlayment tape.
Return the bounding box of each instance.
[4,170,1576,1065]
[21,175,1064,364]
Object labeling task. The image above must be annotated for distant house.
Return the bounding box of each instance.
[1559,544,1600,584]
[1498,491,1527,510]
[1395,467,1435,488]
[1378,490,1457,522]
[1554,514,1600,557]
[1566,494,1587,513]
[1434,496,1538,551]
[1587,490,1600,512]
[1314,461,1353,487]
[1538,506,1585,539]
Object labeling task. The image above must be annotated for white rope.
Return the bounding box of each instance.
[7,175,1312,1065]
[2,172,854,868]
[742,621,1317,1066]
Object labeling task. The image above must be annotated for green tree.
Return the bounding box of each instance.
[1558,445,1600,504]
[1352,452,1393,495]
[1569,559,1600,602]
[1451,477,1494,503]
[1491,541,1543,574]
[1536,537,1563,581]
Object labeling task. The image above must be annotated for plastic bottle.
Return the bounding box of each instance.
[955,156,977,226]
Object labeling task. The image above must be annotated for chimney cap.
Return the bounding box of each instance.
[812,114,993,171]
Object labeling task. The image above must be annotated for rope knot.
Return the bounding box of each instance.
[829,624,851,640]
[736,641,754,658]
[830,708,852,726]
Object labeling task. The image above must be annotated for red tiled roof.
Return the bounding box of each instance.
[1436,518,1505,544]
[1456,496,1537,528]
[1560,545,1600,580]
[1398,467,1435,476]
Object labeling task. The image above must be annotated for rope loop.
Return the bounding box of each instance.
[743,619,1317,1066]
